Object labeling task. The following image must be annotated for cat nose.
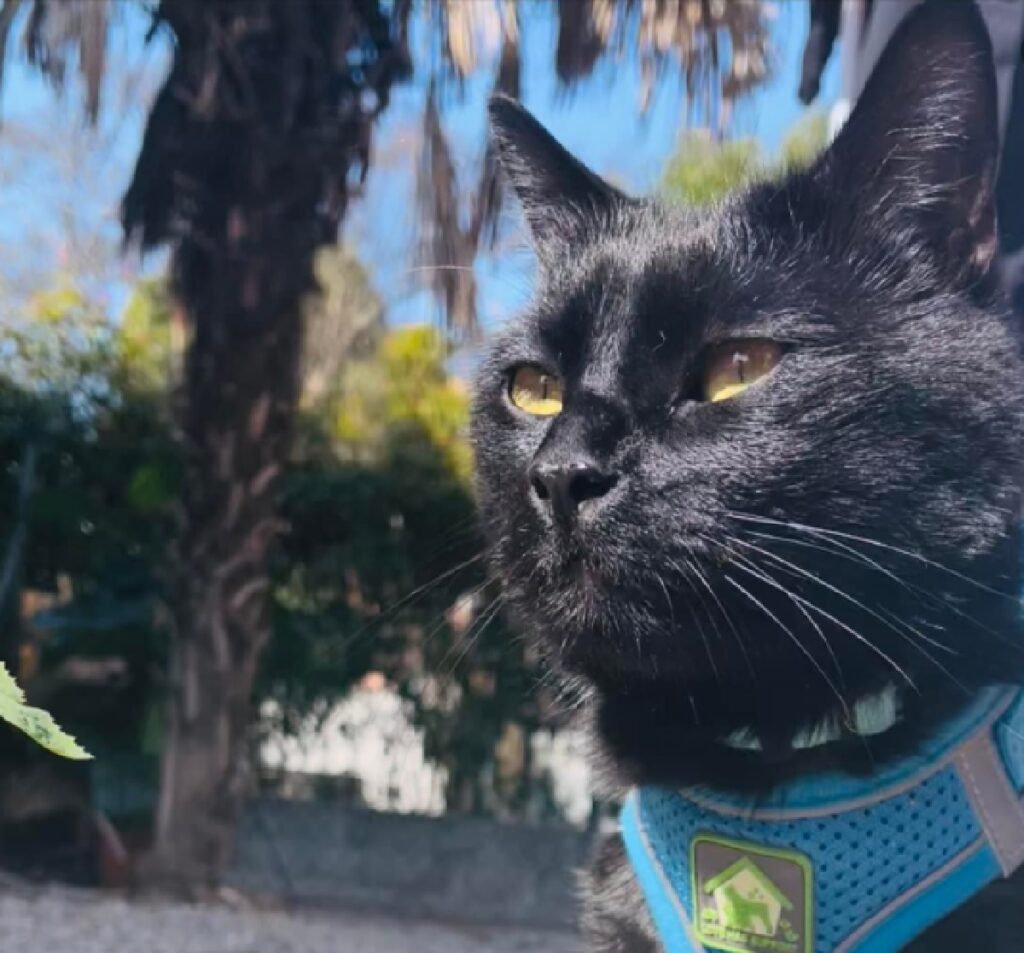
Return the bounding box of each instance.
[529,460,618,521]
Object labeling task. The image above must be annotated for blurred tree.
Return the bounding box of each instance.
[0,276,177,730]
[0,251,398,820]
[662,133,762,205]
[0,284,123,670]
[108,2,411,889]
[0,278,175,857]
[279,324,539,816]
[300,246,384,411]
[663,110,829,204]
[3,0,774,888]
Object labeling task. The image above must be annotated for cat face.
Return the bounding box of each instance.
[472,4,1024,767]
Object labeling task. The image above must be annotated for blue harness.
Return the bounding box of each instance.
[620,686,1024,953]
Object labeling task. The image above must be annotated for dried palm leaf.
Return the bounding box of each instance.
[0,0,24,122]
[443,0,502,81]
[552,0,771,122]
[556,0,607,84]
[421,0,772,334]
[420,0,522,338]
[22,0,108,122]
[416,85,478,342]
[470,0,520,253]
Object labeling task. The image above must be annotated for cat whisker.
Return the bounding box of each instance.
[735,516,1024,655]
[632,614,644,669]
[673,557,726,650]
[404,264,478,275]
[662,562,720,685]
[722,569,850,721]
[731,534,964,691]
[730,536,958,658]
[417,520,489,565]
[335,550,490,653]
[874,605,973,697]
[742,529,933,604]
[723,544,848,693]
[746,541,965,693]
[723,545,917,692]
[439,591,506,677]
[741,528,961,638]
[686,555,756,680]
[731,512,1015,602]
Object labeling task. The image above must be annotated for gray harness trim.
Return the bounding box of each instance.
[955,731,1024,875]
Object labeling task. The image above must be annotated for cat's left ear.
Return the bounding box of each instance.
[488,95,629,255]
[819,0,999,288]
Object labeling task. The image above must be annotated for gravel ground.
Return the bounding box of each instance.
[0,888,582,953]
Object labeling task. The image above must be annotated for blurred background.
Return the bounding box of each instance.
[0,1,1019,950]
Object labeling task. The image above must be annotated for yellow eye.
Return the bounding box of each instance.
[702,339,783,403]
[509,365,564,416]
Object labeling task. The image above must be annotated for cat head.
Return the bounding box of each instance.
[472,2,1024,785]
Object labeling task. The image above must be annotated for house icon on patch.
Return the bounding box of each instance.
[703,856,793,937]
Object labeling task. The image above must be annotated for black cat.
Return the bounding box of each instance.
[472,2,1024,951]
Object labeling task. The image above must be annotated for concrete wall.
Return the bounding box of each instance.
[229,799,593,930]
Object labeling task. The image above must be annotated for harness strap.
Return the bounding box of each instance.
[954,731,1024,875]
[621,689,1024,953]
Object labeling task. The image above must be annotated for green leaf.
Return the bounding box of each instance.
[0,663,93,760]
[0,663,26,703]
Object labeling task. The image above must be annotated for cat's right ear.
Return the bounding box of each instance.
[817,0,999,290]
[488,95,628,255]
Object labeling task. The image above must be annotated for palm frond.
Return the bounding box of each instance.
[121,0,413,318]
[22,0,110,122]
[556,0,613,85]
[415,84,478,343]
[443,0,502,81]
[0,0,25,121]
[470,0,520,253]
[556,0,772,122]
[417,0,774,337]
[416,0,521,342]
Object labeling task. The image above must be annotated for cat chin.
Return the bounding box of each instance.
[547,614,717,677]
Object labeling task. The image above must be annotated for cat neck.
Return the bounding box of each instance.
[589,670,1024,796]
[721,684,902,753]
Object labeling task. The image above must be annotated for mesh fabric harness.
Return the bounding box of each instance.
[620,686,1024,953]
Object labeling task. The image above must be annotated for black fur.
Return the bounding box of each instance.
[472,3,1024,950]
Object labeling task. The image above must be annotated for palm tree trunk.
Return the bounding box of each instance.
[123,0,411,889]
[149,294,302,887]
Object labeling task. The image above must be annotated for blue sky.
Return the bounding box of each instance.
[0,2,838,337]
[0,3,169,317]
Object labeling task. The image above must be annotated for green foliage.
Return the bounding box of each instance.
[0,279,174,768]
[662,133,762,205]
[301,245,383,408]
[331,325,473,479]
[274,323,541,812]
[777,112,829,174]
[117,277,179,393]
[3,265,539,817]
[2,284,114,415]
[0,663,92,759]
[662,112,830,205]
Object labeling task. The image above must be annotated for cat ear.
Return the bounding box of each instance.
[488,95,628,253]
[820,1,999,285]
